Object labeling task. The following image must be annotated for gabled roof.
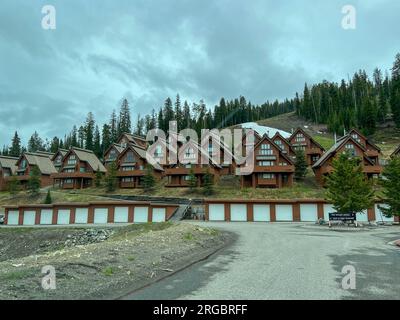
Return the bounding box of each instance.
[117,144,164,171]
[104,143,125,158]
[19,152,57,175]
[272,132,295,153]
[34,151,55,158]
[175,140,222,169]
[391,145,400,158]
[0,156,18,174]
[118,132,147,148]
[51,149,68,161]
[66,147,107,173]
[252,134,294,165]
[340,128,381,152]
[312,136,374,169]
[289,128,326,151]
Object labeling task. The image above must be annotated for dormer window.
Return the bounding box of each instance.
[259,144,273,156]
[67,155,76,165]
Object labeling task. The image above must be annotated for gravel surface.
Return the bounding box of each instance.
[124,222,400,300]
[0,223,230,300]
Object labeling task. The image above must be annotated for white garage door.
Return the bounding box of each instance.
[276,205,293,221]
[75,208,88,224]
[40,209,53,225]
[208,204,225,221]
[324,204,336,221]
[152,208,166,222]
[230,204,247,222]
[300,204,318,222]
[356,210,368,222]
[253,204,270,222]
[23,210,36,225]
[7,210,19,225]
[94,208,108,224]
[114,207,129,223]
[134,207,149,223]
[57,209,71,225]
[375,204,395,222]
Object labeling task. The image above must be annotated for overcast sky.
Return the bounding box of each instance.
[1,0,399,147]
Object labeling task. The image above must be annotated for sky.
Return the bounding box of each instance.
[0,0,399,147]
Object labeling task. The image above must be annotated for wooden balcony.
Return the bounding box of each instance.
[51,172,95,179]
[116,170,145,177]
[363,165,382,174]
[238,165,294,174]
[366,150,380,158]
[165,167,216,176]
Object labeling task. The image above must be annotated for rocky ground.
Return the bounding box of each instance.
[0,223,231,300]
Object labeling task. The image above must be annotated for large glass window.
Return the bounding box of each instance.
[67,155,76,165]
[125,151,135,163]
[259,144,273,156]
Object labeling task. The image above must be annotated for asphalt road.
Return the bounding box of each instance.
[123,222,400,300]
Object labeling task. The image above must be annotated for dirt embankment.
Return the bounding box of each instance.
[0,223,231,300]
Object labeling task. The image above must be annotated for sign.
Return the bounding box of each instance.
[329,212,356,222]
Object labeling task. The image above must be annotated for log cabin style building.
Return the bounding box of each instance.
[0,156,18,191]
[103,143,125,168]
[289,128,325,166]
[272,132,296,158]
[116,144,164,188]
[312,131,382,185]
[238,134,295,188]
[117,133,147,149]
[51,149,68,172]
[14,152,57,189]
[165,140,222,187]
[51,147,106,189]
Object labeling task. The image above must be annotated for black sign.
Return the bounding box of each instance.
[329,212,356,222]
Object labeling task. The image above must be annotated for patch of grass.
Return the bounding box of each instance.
[313,135,335,150]
[0,269,31,281]
[102,267,116,276]
[183,232,194,241]
[111,222,173,241]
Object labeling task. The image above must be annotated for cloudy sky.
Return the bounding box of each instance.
[0,0,399,147]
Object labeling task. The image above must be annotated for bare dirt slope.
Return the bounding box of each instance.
[0,223,230,300]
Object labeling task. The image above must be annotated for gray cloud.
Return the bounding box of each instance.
[0,0,399,146]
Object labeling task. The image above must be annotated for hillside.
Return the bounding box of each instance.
[247,112,400,159]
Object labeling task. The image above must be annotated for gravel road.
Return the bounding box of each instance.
[124,222,400,300]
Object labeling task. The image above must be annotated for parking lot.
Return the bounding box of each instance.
[124,222,400,300]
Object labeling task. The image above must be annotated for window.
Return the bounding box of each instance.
[67,155,76,165]
[259,144,273,156]
[294,146,306,151]
[21,159,27,169]
[260,173,275,179]
[64,179,73,184]
[154,145,163,157]
[139,165,144,170]
[80,167,86,173]
[109,149,117,160]
[275,140,284,150]
[351,133,361,143]
[125,151,135,163]
[64,168,74,173]
[122,166,135,171]
[184,147,195,159]
[258,161,274,167]
[184,175,191,181]
[279,162,288,166]
[185,164,192,169]
[345,144,356,156]
[295,134,306,142]
[55,155,62,164]
[122,177,134,183]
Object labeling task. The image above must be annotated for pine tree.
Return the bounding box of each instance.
[188,166,197,191]
[94,166,103,188]
[27,131,44,152]
[379,157,400,218]
[143,164,156,192]
[93,125,101,157]
[44,190,52,204]
[325,153,374,216]
[7,174,20,197]
[118,98,131,135]
[9,131,21,157]
[50,137,60,153]
[27,166,41,196]
[84,112,95,150]
[110,110,118,142]
[105,161,118,192]
[294,149,308,180]
[202,167,214,196]
[101,124,112,154]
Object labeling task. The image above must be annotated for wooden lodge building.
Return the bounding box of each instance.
[51,147,106,189]
[238,134,295,188]
[0,156,18,191]
[289,128,325,166]
[15,152,57,189]
[116,144,164,188]
[312,129,382,185]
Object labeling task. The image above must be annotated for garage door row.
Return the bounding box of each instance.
[206,202,396,223]
[4,202,179,226]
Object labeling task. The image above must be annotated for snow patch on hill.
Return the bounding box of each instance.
[240,122,292,138]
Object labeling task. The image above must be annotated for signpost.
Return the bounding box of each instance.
[328,212,358,227]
